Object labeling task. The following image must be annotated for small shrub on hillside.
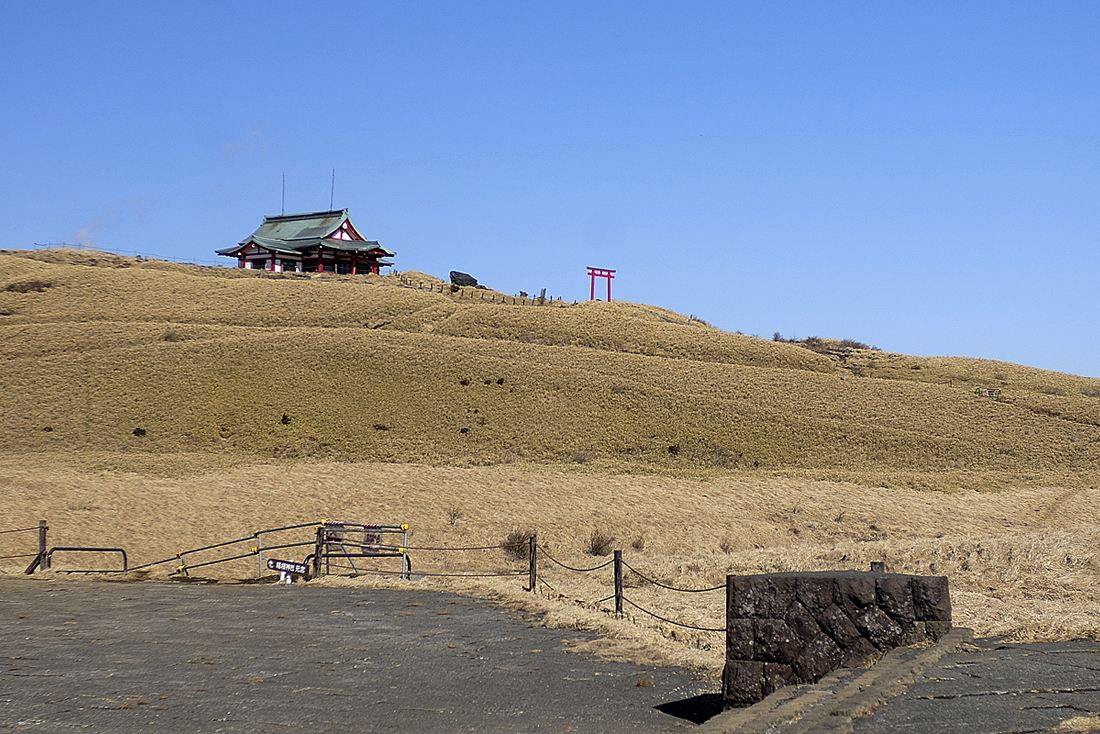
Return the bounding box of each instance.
[691,444,732,468]
[445,505,463,525]
[719,535,736,554]
[800,336,828,353]
[162,329,183,342]
[571,450,590,464]
[631,535,646,551]
[503,529,535,561]
[3,279,51,293]
[586,528,616,557]
[776,335,879,353]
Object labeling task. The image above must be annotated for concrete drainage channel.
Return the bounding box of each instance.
[699,628,974,733]
[702,631,1100,734]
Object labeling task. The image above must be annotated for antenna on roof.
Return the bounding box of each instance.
[281,173,285,215]
[330,168,335,211]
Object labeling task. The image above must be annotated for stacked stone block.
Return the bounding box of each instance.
[723,571,951,706]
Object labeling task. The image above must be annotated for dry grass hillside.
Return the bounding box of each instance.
[4,248,1100,488]
[2,248,1099,673]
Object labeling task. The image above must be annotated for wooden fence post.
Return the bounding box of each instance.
[614,549,623,617]
[38,520,47,569]
[24,520,47,574]
[256,532,263,578]
[528,534,537,592]
[312,526,324,579]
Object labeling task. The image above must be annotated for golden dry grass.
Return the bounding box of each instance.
[2,248,1099,675]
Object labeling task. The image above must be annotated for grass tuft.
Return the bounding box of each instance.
[503,529,535,561]
[586,528,616,557]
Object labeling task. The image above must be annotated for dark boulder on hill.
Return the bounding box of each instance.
[449,271,479,287]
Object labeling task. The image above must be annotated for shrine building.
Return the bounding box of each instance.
[217,209,395,274]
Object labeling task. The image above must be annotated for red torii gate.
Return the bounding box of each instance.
[587,267,615,301]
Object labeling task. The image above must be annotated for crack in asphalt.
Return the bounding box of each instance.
[919,686,1100,700]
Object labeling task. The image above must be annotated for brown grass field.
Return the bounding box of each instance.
[2,248,1099,674]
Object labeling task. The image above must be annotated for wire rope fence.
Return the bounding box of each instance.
[10,520,727,639]
[0,521,48,573]
[538,547,615,574]
[621,597,725,633]
[621,558,726,593]
[532,544,725,636]
[29,241,227,268]
[394,274,573,306]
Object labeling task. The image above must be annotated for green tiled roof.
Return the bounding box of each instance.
[217,210,395,258]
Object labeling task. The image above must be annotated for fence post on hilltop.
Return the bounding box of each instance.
[614,550,623,617]
[312,526,325,579]
[528,534,537,593]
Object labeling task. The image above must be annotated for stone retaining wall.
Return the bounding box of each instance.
[723,570,951,706]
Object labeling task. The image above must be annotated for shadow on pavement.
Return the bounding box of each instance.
[655,692,725,725]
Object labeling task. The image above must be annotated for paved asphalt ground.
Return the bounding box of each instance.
[853,638,1100,734]
[5,579,1100,733]
[0,579,718,733]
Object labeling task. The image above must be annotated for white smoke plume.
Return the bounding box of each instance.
[223,128,264,157]
[71,197,149,249]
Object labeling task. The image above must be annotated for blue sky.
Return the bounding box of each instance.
[2,2,1098,376]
